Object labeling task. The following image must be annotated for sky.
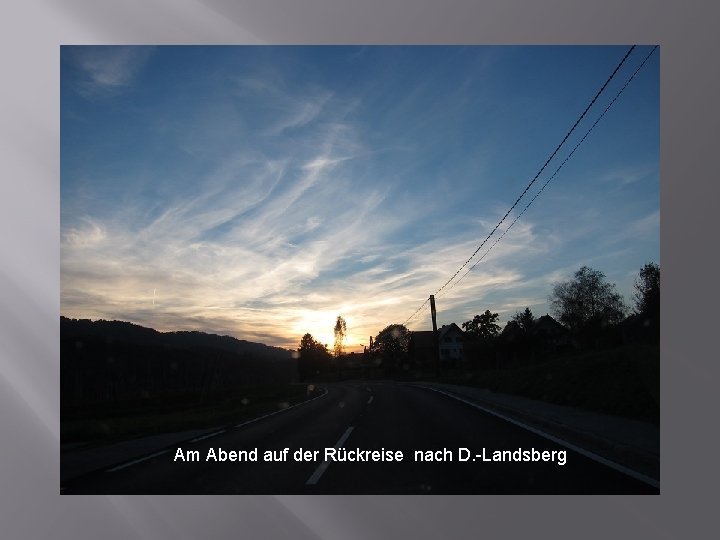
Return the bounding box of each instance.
[60,45,659,352]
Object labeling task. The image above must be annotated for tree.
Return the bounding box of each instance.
[333,315,347,358]
[633,262,660,319]
[462,310,501,340]
[299,333,322,353]
[370,324,411,373]
[297,333,331,381]
[512,307,535,333]
[550,266,626,331]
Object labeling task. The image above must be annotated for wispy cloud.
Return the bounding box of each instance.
[67,46,154,96]
[62,218,106,247]
[61,46,659,352]
[597,163,657,186]
[265,92,334,136]
[60,153,587,351]
[61,118,391,349]
[601,209,660,247]
[627,210,660,238]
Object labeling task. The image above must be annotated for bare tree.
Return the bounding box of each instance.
[333,315,347,358]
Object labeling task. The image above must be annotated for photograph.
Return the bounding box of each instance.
[60,45,659,494]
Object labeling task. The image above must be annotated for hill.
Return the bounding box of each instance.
[61,317,297,410]
[60,316,292,360]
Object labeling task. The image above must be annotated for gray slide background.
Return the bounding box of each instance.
[1,0,718,538]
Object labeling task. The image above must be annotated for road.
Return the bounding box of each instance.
[62,382,658,494]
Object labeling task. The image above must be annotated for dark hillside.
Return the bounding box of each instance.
[61,317,297,434]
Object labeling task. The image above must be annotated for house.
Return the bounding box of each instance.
[438,323,465,363]
[494,313,575,368]
[530,313,572,348]
[500,320,524,341]
[409,323,466,371]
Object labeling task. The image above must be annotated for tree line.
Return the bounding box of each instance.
[296,262,659,379]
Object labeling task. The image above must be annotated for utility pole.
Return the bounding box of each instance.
[430,295,440,377]
[368,336,373,378]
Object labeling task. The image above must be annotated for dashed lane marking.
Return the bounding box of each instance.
[306,426,355,485]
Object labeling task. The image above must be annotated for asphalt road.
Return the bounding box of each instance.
[62,382,658,494]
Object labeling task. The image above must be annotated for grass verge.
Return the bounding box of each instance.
[61,383,316,447]
[442,343,659,424]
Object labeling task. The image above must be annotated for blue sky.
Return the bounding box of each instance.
[61,45,659,352]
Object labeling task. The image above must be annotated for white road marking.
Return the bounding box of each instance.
[414,385,659,489]
[306,426,355,485]
[367,395,374,405]
[235,387,328,428]
[366,387,372,393]
[106,388,329,473]
[107,449,171,472]
[190,429,226,443]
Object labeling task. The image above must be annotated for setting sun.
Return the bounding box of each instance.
[291,310,365,353]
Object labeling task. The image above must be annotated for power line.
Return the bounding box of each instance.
[402,45,640,326]
[403,297,430,326]
[441,46,658,296]
[433,45,636,296]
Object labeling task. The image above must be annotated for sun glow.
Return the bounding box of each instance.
[291,309,336,350]
[291,310,365,353]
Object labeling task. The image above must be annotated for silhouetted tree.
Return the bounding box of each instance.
[550,266,626,332]
[370,324,410,374]
[298,333,332,381]
[634,262,660,319]
[333,315,347,358]
[512,307,535,333]
[462,310,501,340]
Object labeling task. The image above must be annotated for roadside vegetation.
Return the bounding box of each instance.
[441,343,659,424]
[61,383,314,447]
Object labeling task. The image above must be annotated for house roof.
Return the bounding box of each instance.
[501,320,524,338]
[410,323,465,349]
[531,314,568,336]
[439,323,464,340]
